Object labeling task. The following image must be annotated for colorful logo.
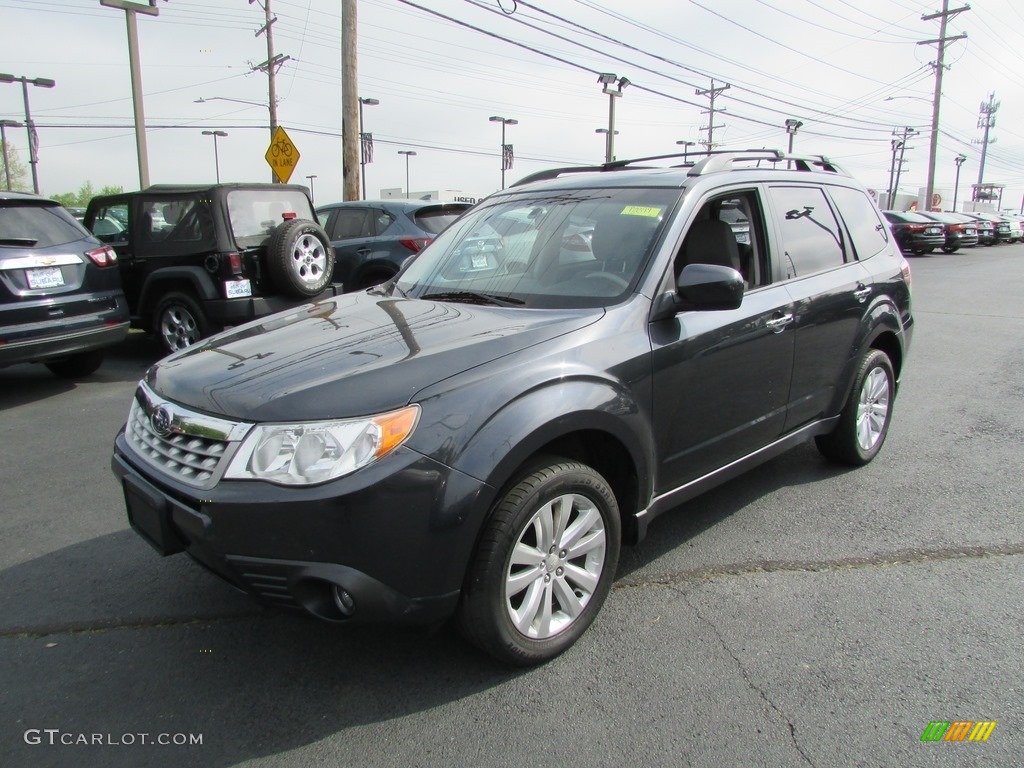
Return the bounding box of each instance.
[920,721,997,742]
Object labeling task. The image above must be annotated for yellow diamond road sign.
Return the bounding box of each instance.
[265,126,300,183]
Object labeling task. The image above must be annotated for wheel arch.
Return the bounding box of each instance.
[138,268,218,329]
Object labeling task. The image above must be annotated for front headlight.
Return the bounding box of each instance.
[224,405,420,486]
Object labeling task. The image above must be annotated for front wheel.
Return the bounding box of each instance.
[815,349,895,466]
[457,459,621,666]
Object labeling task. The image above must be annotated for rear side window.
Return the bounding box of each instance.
[0,203,90,248]
[829,186,889,259]
[769,186,845,279]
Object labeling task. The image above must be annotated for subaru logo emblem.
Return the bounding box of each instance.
[151,405,174,437]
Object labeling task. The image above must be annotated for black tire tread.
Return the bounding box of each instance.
[815,349,894,466]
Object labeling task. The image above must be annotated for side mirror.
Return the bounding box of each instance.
[677,263,744,310]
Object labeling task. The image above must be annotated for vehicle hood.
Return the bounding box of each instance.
[146,292,602,421]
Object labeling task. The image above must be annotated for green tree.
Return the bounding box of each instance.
[0,139,30,192]
[51,181,124,208]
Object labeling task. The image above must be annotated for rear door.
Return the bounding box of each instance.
[765,184,879,430]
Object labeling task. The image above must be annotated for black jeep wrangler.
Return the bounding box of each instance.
[84,183,339,354]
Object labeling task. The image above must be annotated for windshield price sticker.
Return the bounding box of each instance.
[621,205,662,217]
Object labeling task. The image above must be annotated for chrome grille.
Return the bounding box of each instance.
[124,383,252,488]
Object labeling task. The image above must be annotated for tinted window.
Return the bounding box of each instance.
[770,186,845,279]
[0,202,90,247]
[414,208,467,235]
[329,209,374,239]
[140,197,212,246]
[829,186,888,259]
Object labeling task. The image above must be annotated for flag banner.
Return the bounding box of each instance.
[361,132,374,164]
[502,143,514,171]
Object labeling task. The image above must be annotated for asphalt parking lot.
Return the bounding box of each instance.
[1,245,1022,767]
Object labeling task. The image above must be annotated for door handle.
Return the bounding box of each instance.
[853,284,871,303]
[765,313,793,333]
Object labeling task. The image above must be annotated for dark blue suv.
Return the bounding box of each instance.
[112,150,913,665]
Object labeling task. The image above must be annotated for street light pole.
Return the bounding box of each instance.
[784,118,803,154]
[202,130,227,183]
[489,116,518,190]
[952,154,966,211]
[0,74,56,194]
[358,96,379,200]
[0,119,21,191]
[305,174,317,205]
[398,150,416,197]
[598,73,629,163]
[675,139,696,163]
[597,129,619,162]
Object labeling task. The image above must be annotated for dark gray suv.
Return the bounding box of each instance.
[112,150,913,665]
[1,192,129,377]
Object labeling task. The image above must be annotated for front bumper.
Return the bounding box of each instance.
[111,434,490,625]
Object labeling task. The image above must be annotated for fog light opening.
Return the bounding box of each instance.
[333,585,356,617]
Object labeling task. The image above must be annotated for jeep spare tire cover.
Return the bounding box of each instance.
[267,218,335,298]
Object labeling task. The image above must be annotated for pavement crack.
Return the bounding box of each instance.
[674,584,816,767]
[0,610,264,639]
[614,543,1024,591]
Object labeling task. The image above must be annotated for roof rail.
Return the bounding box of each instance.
[509,149,851,188]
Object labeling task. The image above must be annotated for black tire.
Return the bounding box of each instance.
[457,459,621,666]
[815,349,896,466]
[45,350,104,378]
[941,245,959,254]
[267,219,335,298]
[154,291,210,355]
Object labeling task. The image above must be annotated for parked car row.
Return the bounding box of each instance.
[882,209,1022,255]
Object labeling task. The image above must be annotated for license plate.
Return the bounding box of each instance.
[225,279,252,298]
[26,266,64,289]
[927,227,941,234]
[123,475,185,556]
[735,232,750,244]
[966,229,976,235]
[471,255,489,269]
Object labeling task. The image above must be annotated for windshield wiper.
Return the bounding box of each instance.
[421,291,525,306]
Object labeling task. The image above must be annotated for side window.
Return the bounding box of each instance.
[675,190,768,287]
[828,186,889,260]
[91,203,129,244]
[330,209,373,240]
[769,186,846,279]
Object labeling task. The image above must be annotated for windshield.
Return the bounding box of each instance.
[393,187,677,308]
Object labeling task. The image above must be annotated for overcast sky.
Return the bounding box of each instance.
[2,0,1023,210]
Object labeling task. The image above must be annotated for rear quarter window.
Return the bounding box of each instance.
[829,186,889,259]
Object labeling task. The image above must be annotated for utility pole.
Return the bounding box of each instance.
[973,92,998,201]
[888,126,918,209]
[696,79,730,152]
[252,0,289,182]
[919,1,969,213]
[100,0,158,189]
[341,0,359,200]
